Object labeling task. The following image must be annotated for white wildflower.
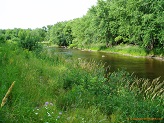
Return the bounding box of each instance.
[35,112,38,115]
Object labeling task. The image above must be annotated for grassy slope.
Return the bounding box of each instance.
[0,43,163,123]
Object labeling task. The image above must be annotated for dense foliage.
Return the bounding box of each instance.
[46,0,163,55]
[0,27,47,51]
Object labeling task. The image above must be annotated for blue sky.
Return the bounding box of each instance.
[0,0,97,29]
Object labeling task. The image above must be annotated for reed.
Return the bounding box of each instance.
[1,81,15,108]
[130,77,164,100]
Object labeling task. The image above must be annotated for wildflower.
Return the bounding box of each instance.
[57,116,60,119]
[47,112,51,117]
[50,102,53,106]
[35,112,38,115]
[45,102,49,106]
[59,111,62,115]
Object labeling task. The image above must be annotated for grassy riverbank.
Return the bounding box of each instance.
[70,43,164,60]
[0,43,163,122]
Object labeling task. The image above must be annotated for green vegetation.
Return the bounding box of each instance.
[103,44,147,56]
[0,42,163,122]
[45,0,164,57]
[0,0,163,57]
[0,27,47,51]
[0,0,164,122]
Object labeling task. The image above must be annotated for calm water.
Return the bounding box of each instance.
[48,47,164,81]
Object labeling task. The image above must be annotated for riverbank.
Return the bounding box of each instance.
[70,44,164,62]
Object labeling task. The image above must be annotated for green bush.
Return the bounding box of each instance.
[68,43,78,49]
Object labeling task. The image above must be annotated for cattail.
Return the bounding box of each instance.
[1,81,15,108]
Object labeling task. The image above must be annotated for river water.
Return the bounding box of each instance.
[48,47,164,81]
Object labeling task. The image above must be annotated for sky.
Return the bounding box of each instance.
[0,0,97,29]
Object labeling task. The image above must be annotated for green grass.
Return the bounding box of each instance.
[104,44,147,56]
[69,43,164,58]
[0,43,163,122]
[78,43,147,57]
[92,44,147,57]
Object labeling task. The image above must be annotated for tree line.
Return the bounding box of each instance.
[1,0,164,53]
[46,0,164,51]
[0,27,47,51]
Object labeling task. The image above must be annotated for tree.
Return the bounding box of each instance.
[0,30,5,43]
[18,29,41,51]
[50,22,68,46]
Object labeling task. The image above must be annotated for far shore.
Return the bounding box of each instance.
[45,45,164,62]
[76,47,164,62]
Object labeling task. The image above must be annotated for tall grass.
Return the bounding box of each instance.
[76,43,148,57]
[0,43,163,122]
[103,44,147,57]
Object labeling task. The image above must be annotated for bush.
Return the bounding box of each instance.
[68,43,78,49]
[115,36,123,44]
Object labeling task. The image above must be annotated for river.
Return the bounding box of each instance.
[47,47,164,81]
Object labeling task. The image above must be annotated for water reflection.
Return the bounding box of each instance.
[47,47,164,81]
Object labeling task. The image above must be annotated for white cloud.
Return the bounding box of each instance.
[0,0,97,29]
